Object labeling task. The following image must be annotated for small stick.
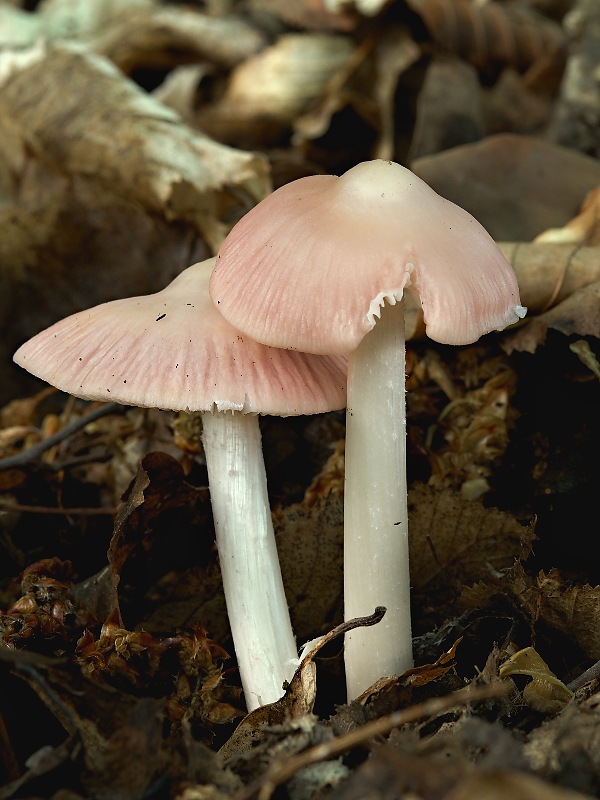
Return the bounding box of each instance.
[0,402,121,470]
[0,501,117,516]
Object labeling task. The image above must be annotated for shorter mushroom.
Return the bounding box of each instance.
[13,257,348,711]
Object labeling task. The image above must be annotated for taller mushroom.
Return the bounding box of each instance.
[209,159,526,700]
[13,257,347,711]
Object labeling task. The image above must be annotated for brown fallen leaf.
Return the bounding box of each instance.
[275,491,344,640]
[536,570,600,661]
[411,135,600,241]
[504,280,600,354]
[408,482,534,597]
[545,0,600,158]
[249,0,360,32]
[499,243,600,314]
[407,55,484,163]
[1,41,269,403]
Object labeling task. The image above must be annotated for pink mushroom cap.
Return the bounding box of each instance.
[13,258,347,415]
[209,160,526,355]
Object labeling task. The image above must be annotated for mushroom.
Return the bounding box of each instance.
[13,257,348,711]
[209,159,527,700]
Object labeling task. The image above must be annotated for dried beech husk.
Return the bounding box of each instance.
[198,33,355,147]
[405,0,566,74]
[500,647,573,715]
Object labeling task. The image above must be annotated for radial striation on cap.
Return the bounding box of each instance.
[209,160,525,354]
[14,258,347,415]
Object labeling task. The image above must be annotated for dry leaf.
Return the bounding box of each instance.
[405,0,566,74]
[198,33,355,148]
[546,0,600,157]
[407,55,484,162]
[500,243,600,314]
[537,570,600,661]
[1,41,268,402]
[1,1,266,71]
[408,483,534,596]
[505,280,600,354]
[411,134,600,241]
[274,491,344,640]
[249,0,360,31]
[324,0,392,15]
[0,0,156,50]
[373,26,423,161]
[0,42,269,248]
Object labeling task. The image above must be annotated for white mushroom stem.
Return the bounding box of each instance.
[343,299,413,700]
[201,410,298,711]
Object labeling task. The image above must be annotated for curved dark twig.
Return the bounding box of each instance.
[0,402,122,471]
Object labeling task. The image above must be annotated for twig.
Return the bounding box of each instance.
[235,682,509,800]
[0,402,122,470]
[0,501,117,516]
